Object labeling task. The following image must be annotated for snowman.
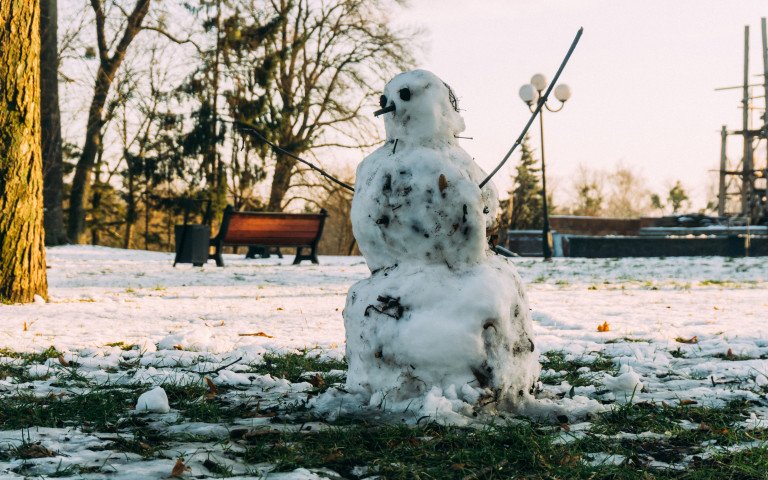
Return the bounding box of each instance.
[343,70,539,416]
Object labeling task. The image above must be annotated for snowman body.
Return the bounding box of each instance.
[344,70,539,413]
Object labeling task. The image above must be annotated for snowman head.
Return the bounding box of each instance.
[376,70,466,145]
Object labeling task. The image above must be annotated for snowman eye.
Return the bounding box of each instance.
[379,95,387,108]
[399,88,411,101]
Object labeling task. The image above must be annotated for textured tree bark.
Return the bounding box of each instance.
[41,0,67,245]
[67,0,150,243]
[267,154,297,211]
[0,0,49,303]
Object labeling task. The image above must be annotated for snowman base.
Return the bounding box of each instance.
[342,255,540,417]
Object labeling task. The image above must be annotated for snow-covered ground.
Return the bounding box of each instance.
[1,246,768,478]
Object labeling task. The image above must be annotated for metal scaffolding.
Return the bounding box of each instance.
[717,18,768,224]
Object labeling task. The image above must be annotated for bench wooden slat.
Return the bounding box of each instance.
[209,206,327,266]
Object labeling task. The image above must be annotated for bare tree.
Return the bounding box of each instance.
[227,0,418,211]
[570,164,604,217]
[67,0,151,243]
[41,0,68,245]
[604,163,651,218]
[0,0,48,303]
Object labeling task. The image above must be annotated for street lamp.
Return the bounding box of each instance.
[518,74,572,260]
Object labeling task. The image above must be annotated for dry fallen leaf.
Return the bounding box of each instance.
[243,410,278,419]
[675,336,698,344]
[23,321,28,332]
[559,454,581,466]
[16,443,56,459]
[57,355,70,367]
[173,345,184,351]
[170,458,190,477]
[308,373,324,388]
[726,348,735,359]
[205,377,218,397]
[597,321,610,332]
[438,174,448,193]
[237,332,274,338]
[680,399,698,405]
[323,449,343,462]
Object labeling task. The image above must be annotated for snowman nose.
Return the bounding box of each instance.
[373,103,396,117]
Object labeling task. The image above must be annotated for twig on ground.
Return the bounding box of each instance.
[187,357,243,375]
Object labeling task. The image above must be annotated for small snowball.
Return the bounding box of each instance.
[135,386,170,413]
[603,365,643,396]
[33,295,46,304]
[461,384,480,404]
[422,387,454,415]
[27,364,51,378]
[444,384,458,400]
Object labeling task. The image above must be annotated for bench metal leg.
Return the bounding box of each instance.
[210,241,225,267]
[293,246,319,265]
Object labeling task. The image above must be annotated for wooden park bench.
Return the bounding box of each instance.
[209,206,327,267]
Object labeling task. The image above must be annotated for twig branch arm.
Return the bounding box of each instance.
[479,27,583,189]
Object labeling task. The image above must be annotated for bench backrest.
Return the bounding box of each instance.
[218,209,327,246]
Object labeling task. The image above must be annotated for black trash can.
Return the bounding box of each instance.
[174,224,211,266]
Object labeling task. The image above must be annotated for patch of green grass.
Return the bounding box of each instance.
[101,433,169,459]
[699,279,734,287]
[249,351,347,384]
[163,382,255,423]
[0,346,61,363]
[104,341,136,350]
[0,362,34,383]
[238,418,768,479]
[241,421,575,478]
[0,346,63,383]
[592,399,751,437]
[202,457,235,477]
[670,347,686,358]
[713,351,754,361]
[540,351,617,387]
[605,337,650,344]
[0,387,138,431]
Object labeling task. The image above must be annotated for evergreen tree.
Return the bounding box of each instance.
[573,182,603,216]
[667,180,690,214]
[650,193,665,215]
[508,135,544,230]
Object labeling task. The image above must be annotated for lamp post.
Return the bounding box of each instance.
[519,74,571,260]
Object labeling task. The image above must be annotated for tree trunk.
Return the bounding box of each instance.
[267,154,296,211]
[67,0,150,243]
[0,0,49,303]
[68,74,110,243]
[90,160,102,245]
[40,0,66,245]
[123,166,136,249]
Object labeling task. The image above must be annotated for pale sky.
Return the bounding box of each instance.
[396,0,768,210]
